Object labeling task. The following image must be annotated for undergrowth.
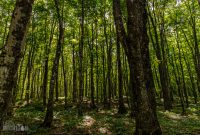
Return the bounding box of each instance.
[2,100,200,135]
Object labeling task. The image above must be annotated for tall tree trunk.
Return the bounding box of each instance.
[90,23,96,109]
[183,53,197,104]
[25,46,34,104]
[107,25,113,109]
[62,49,68,108]
[20,49,30,99]
[113,0,162,134]
[72,37,77,103]
[116,34,126,114]
[43,0,64,127]
[189,1,200,94]
[42,20,55,108]
[148,6,172,110]
[102,39,107,107]
[102,11,110,108]
[171,47,186,114]
[175,27,189,108]
[160,14,172,110]
[78,0,84,116]
[95,21,99,104]
[0,0,34,128]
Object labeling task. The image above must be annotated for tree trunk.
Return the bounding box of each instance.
[72,37,77,103]
[148,6,172,110]
[171,47,186,115]
[62,46,68,108]
[102,39,107,107]
[175,27,189,108]
[42,0,64,127]
[55,67,59,101]
[90,23,96,109]
[113,0,162,134]
[95,21,99,104]
[0,0,34,128]
[189,1,200,95]
[42,22,55,107]
[78,0,84,116]
[116,34,126,114]
[25,46,34,104]
[183,53,197,104]
[107,26,113,109]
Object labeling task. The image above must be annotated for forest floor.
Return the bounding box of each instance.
[2,98,200,135]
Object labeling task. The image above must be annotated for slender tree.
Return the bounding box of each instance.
[77,0,85,116]
[116,34,126,114]
[148,2,172,110]
[90,23,96,109]
[43,0,64,127]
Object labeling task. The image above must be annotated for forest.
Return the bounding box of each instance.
[0,0,200,134]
